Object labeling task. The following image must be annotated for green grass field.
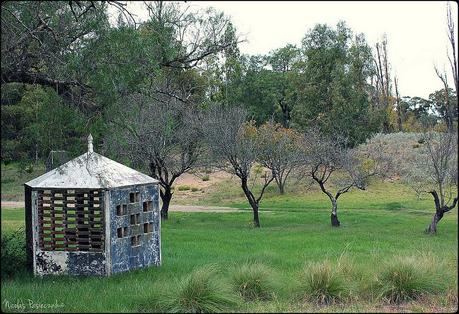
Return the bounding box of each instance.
[1,165,458,313]
[1,162,45,201]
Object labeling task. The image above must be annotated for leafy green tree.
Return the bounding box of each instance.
[1,85,86,163]
[428,88,458,129]
[237,61,278,124]
[292,22,379,146]
[1,1,111,109]
[267,44,301,127]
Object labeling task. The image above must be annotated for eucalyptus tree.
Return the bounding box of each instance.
[0,1,123,110]
[203,106,275,228]
[293,22,379,146]
[267,44,301,128]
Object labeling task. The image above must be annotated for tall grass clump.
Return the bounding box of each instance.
[230,262,278,301]
[376,256,441,304]
[298,260,347,305]
[156,265,237,313]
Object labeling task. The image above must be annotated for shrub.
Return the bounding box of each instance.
[298,260,346,304]
[177,185,191,191]
[156,265,237,313]
[376,256,441,304]
[1,228,27,279]
[230,262,278,301]
[202,175,210,182]
[191,187,200,192]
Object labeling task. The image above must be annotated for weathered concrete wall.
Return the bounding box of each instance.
[34,251,106,276]
[109,184,160,274]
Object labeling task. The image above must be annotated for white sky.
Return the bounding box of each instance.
[119,1,458,99]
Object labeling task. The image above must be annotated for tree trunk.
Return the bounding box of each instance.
[160,186,172,220]
[241,178,261,227]
[330,199,340,227]
[275,176,285,195]
[252,206,260,228]
[426,211,443,234]
[278,183,285,195]
[425,191,458,234]
[394,76,403,132]
[279,98,290,128]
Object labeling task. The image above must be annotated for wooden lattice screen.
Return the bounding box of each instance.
[37,189,104,251]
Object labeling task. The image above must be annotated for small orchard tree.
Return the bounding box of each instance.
[362,131,458,234]
[301,128,383,227]
[257,121,302,194]
[203,106,274,228]
[105,92,204,220]
[422,131,458,233]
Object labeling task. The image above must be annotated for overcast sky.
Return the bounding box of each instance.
[121,1,458,99]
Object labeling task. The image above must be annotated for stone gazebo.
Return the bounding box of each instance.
[24,135,161,276]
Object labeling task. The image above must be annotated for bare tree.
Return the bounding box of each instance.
[373,35,392,133]
[301,129,386,227]
[363,132,458,234]
[203,106,274,228]
[423,132,458,233]
[394,76,403,132]
[431,3,458,132]
[105,91,204,220]
[257,121,302,194]
[434,66,454,131]
[446,2,458,98]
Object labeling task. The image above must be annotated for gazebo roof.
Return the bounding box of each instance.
[25,135,158,189]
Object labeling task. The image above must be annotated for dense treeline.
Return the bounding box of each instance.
[1,1,457,164]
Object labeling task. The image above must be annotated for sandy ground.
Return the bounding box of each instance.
[1,201,24,208]
[173,170,231,187]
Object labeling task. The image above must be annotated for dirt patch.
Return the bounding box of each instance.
[173,170,232,189]
[1,201,23,208]
[168,205,239,212]
[0,201,238,213]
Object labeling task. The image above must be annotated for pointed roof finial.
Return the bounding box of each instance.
[88,134,94,153]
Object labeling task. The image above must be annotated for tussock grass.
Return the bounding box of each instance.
[155,265,238,313]
[230,262,279,301]
[376,255,442,304]
[298,260,348,305]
